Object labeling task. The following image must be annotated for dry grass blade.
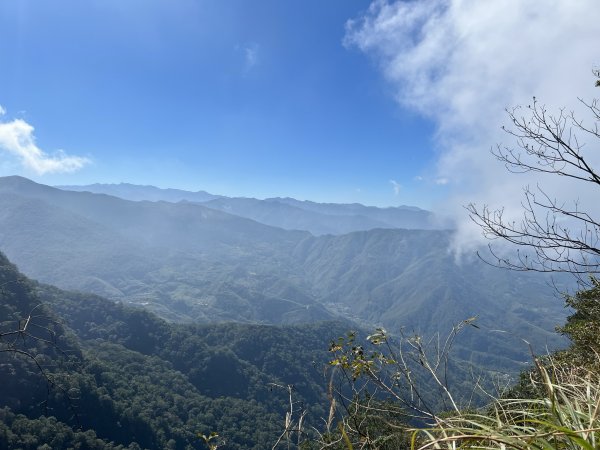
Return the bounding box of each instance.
[411,358,600,449]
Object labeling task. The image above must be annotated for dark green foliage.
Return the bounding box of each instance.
[0,253,81,416]
[500,365,546,402]
[504,279,600,402]
[0,251,351,449]
[300,398,412,450]
[556,277,600,370]
[0,408,143,450]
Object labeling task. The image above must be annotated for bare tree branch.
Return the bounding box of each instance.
[468,95,600,278]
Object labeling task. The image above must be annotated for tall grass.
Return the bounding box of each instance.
[412,359,600,449]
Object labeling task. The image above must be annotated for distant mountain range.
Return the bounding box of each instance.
[56,182,223,203]
[0,176,569,377]
[57,182,447,235]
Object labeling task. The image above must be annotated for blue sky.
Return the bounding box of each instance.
[0,0,598,215]
[0,0,440,207]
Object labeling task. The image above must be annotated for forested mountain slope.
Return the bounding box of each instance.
[0,176,568,375]
[0,252,346,449]
[1,176,306,256]
[295,229,567,371]
[0,176,326,323]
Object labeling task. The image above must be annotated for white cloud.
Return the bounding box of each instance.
[243,43,259,72]
[347,0,600,254]
[389,179,401,195]
[0,118,90,174]
[0,105,5,116]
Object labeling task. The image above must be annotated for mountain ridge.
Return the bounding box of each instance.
[56,180,222,203]
[0,175,568,376]
[57,180,444,235]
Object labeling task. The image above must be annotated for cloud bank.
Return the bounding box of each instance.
[0,112,90,175]
[346,0,600,255]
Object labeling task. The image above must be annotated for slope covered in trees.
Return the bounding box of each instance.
[0,251,351,449]
[0,176,568,376]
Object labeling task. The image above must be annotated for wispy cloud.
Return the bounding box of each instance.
[389,179,401,195]
[0,105,5,116]
[0,113,90,175]
[243,43,259,72]
[347,0,600,253]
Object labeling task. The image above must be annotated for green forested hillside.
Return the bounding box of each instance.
[294,229,568,371]
[0,176,568,376]
[0,252,350,449]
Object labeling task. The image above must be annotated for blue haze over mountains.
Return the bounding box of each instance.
[0,176,566,376]
[58,182,443,235]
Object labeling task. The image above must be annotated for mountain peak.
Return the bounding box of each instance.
[0,175,38,185]
[0,175,60,195]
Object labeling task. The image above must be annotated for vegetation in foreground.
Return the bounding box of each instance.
[312,76,600,450]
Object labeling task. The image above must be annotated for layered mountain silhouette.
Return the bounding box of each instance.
[56,182,222,203]
[59,182,443,234]
[0,176,567,374]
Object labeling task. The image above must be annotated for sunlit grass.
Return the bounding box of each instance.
[412,359,600,449]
